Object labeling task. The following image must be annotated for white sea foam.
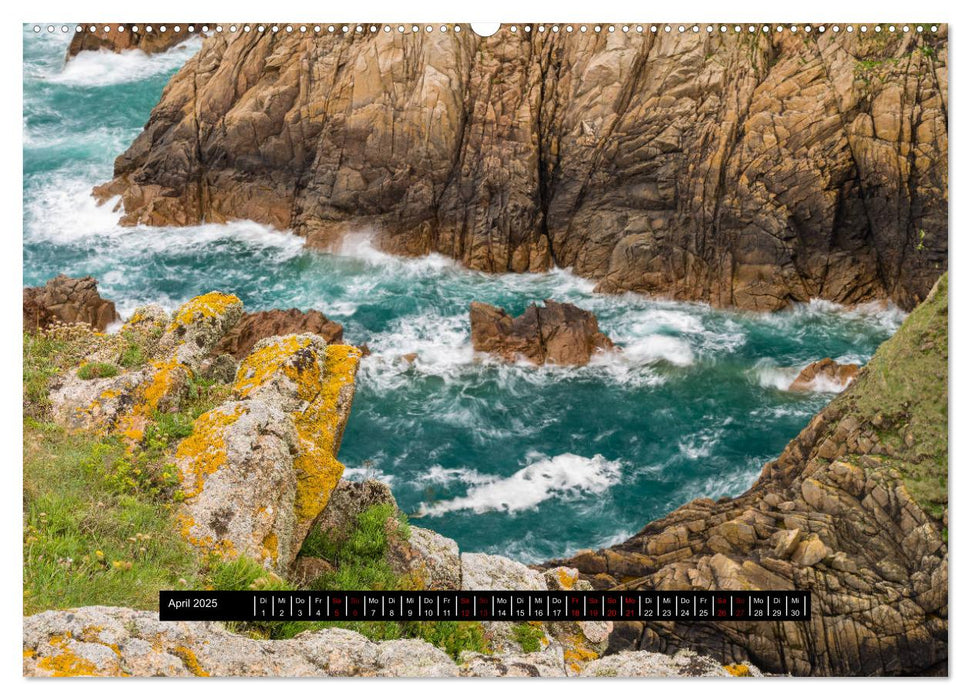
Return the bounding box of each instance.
[416,452,624,516]
[751,357,855,394]
[45,36,203,87]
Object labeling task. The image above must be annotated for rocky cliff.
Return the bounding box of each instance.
[67,24,203,59]
[550,274,948,676]
[95,25,947,310]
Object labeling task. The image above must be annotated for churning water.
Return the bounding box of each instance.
[23,28,904,562]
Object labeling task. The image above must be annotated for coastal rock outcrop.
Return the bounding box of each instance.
[175,335,361,572]
[212,308,344,359]
[50,292,242,441]
[95,26,947,311]
[23,606,752,677]
[789,358,860,392]
[23,275,119,332]
[551,275,950,676]
[66,24,203,59]
[470,300,613,366]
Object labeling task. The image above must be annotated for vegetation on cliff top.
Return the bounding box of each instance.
[829,274,948,518]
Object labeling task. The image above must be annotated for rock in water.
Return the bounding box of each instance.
[175,335,361,572]
[95,28,947,311]
[469,300,613,366]
[66,24,204,59]
[23,275,119,332]
[213,308,344,359]
[789,358,860,392]
[550,274,950,676]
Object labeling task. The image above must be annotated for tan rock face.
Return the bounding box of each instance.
[550,274,949,676]
[23,275,119,332]
[470,300,614,366]
[97,26,947,311]
[66,24,204,59]
[789,358,860,392]
[213,308,344,359]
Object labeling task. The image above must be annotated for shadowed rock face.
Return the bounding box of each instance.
[470,300,614,366]
[549,274,949,676]
[66,24,204,59]
[96,26,947,311]
[212,308,344,359]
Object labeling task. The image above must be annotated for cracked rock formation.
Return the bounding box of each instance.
[23,275,119,332]
[212,308,344,359]
[95,25,947,310]
[550,274,949,676]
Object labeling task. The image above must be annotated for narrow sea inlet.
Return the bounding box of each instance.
[23,28,904,562]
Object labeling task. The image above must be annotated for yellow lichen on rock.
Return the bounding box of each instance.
[34,633,105,677]
[168,291,241,332]
[176,404,248,498]
[724,663,752,677]
[232,335,315,398]
[292,344,361,523]
[172,645,210,677]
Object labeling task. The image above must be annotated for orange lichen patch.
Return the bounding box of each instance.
[291,345,361,523]
[23,649,36,659]
[232,335,315,399]
[175,404,248,498]
[117,356,188,444]
[724,663,752,677]
[79,625,104,643]
[172,645,209,677]
[168,292,241,333]
[260,532,279,565]
[556,568,579,589]
[563,633,600,674]
[36,633,102,677]
[177,513,239,560]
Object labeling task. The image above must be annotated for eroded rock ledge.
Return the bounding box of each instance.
[549,274,949,676]
[96,26,947,310]
[66,24,204,60]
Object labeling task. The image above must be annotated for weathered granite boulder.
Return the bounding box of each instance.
[469,300,614,366]
[66,24,204,60]
[551,275,950,676]
[96,27,947,311]
[23,275,119,332]
[50,293,242,442]
[23,606,752,677]
[789,358,861,392]
[213,308,344,359]
[175,335,361,572]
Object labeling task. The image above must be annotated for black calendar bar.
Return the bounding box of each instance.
[159,590,810,622]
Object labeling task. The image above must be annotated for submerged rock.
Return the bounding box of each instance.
[213,308,344,359]
[23,275,119,332]
[469,300,613,366]
[175,334,361,572]
[95,28,947,311]
[789,358,860,392]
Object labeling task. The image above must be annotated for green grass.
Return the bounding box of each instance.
[828,273,948,517]
[77,362,119,380]
[512,622,546,653]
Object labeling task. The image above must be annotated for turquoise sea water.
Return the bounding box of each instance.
[22,29,904,562]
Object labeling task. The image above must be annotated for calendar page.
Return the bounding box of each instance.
[21,21,948,679]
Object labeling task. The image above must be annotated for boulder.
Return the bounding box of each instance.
[213,308,344,360]
[388,526,462,590]
[789,358,861,392]
[23,275,119,332]
[469,300,613,366]
[175,334,361,572]
[310,478,397,544]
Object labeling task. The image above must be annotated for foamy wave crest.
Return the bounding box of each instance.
[338,233,458,275]
[45,36,203,87]
[751,358,800,391]
[416,452,624,516]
